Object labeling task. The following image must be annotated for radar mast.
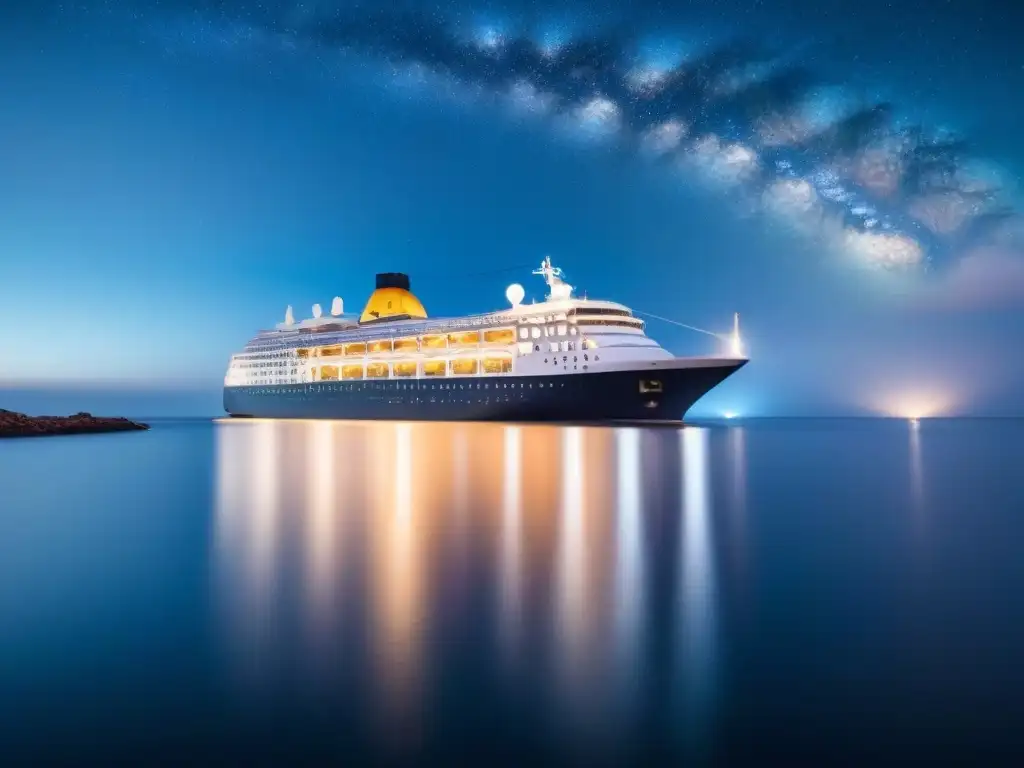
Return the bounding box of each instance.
[533,256,573,301]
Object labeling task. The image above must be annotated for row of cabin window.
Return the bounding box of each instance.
[519,324,577,340]
[313,358,513,381]
[532,340,597,353]
[237,361,296,369]
[241,380,567,394]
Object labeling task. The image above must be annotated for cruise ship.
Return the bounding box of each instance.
[223,258,747,422]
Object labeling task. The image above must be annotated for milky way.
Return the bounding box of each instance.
[163,3,1023,290]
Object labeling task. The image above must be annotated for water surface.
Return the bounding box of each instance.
[1,418,1022,763]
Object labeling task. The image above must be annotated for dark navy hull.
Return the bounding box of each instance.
[223,361,745,422]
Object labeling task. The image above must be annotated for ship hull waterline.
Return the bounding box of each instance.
[223,359,746,423]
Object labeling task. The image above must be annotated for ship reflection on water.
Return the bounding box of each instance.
[213,419,735,760]
[4,417,1017,762]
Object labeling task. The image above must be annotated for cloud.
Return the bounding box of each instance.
[639,119,688,155]
[571,96,621,136]
[685,135,760,186]
[917,247,1024,310]
[841,230,924,268]
[155,4,1023,296]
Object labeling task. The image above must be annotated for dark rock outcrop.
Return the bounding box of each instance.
[0,409,149,438]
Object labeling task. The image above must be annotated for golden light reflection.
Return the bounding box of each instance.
[556,427,587,662]
[499,425,523,658]
[614,428,643,665]
[212,418,725,745]
[213,420,282,681]
[306,422,338,616]
[370,422,423,720]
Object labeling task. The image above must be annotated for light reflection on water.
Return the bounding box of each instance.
[214,419,720,754]
[4,417,1023,762]
[206,416,1010,761]
[679,427,717,752]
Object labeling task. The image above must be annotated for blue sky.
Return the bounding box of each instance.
[2,0,1022,416]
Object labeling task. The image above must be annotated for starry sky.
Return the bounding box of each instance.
[2,0,1022,416]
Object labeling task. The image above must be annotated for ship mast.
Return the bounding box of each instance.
[532,256,573,301]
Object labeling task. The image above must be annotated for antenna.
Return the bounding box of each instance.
[331,297,344,316]
[284,305,295,325]
[532,255,573,301]
[313,303,322,319]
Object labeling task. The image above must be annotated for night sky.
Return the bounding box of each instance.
[2,0,1022,416]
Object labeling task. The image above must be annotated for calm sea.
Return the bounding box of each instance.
[1,418,1023,764]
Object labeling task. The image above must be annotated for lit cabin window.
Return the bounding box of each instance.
[450,358,478,375]
[557,324,567,336]
[519,327,529,340]
[530,327,541,339]
[483,356,512,373]
[549,342,558,352]
[423,360,447,377]
[448,331,480,347]
[483,328,515,344]
[394,337,418,353]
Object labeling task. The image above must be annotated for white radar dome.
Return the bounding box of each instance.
[506,283,525,307]
[331,297,344,316]
[312,303,323,319]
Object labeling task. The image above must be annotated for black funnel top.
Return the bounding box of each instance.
[375,272,411,291]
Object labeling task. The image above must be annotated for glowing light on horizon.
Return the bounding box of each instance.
[873,389,957,419]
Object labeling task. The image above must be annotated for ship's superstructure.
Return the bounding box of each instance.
[223,258,747,422]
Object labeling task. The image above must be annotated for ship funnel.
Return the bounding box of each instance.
[376,273,411,291]
[331,297,344,316]
[284,305,295,325]
[360,272,427,323]
[313,303,323,319]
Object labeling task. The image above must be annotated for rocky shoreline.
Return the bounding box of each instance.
[0,409,149,438]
